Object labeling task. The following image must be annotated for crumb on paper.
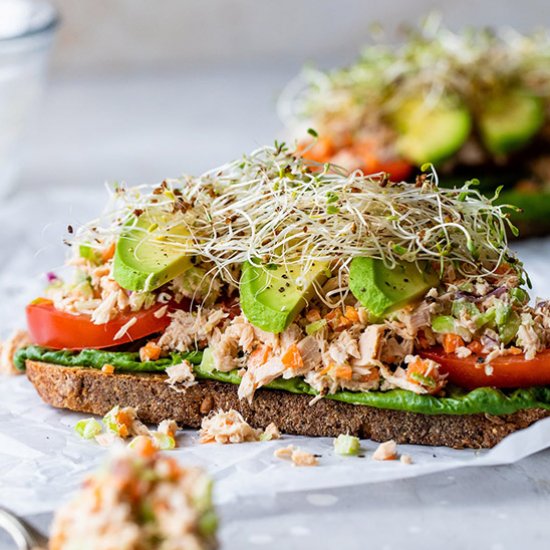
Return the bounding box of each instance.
[372,440,398,461]
[0,330,30,375]
[78,407,180,451]
[199,409,280,444]
[274,445,318,467]
[333,434,361,456]
[274,445,294,460]
[400,454,413,465]
[158,419,178,439]
[199,409,261,444]
[260,422,281,441]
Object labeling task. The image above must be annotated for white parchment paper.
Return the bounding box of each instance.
[1,374,550,517]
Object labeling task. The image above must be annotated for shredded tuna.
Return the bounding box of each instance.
[400,454,413,465]
[274,445,318,466]
[455,346,472,358]
[159,309,223,352]
[353,325,385,366]
[238,355,285,402]
[165,360,196,392]
[113,317,137,340]
[0,330,30,375]
[373,440,398,461]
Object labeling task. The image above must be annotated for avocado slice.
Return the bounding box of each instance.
[113,209,192,291]
[391,96,472,165]
[478,91,544,156]
[240,260,329,333]
[349,257,439,317]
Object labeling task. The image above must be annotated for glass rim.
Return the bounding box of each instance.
[0,2,60,43]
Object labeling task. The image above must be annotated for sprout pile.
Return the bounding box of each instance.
[72,144,524,299]
[279,17,550,136]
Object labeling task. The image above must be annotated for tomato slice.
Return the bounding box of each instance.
[420,347,550,389]
[26,299,179,350]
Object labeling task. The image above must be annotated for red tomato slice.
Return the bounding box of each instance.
[26,298,178,350]
[353,140,413,181]
[420,347,550,389]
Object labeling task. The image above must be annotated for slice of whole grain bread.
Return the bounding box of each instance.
[26,360,550,449]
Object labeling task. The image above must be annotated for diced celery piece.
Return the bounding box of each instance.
[451,300,480,318]
[199,510,219,537]
[151,432,176,450]
[510,287,529,305]
[192,476,214,513]
[494,302,512,327]
[79,244,101,264]
[103,405,122,434]
[75,418,103,440]
[499,310,521,345]
[305,318,327,335]
[475,308,496,329]
[199,347,215,373]
[333,434,361,456]
[431,315,456,334]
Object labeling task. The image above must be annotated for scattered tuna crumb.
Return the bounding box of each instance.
[274,445,294,460]
[199,409,281,444]
[372,440,398,461]
[165,360,196,392]
[261,422,281,441]
[400,454,413,465]
[0,330,30,375]
[95,432,117,447]
[157,419,178,438]
[199,409,261,444]
[274,445,318,467]
[82,406,180,451]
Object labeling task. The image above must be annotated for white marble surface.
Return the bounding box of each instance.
[2,70,550,549]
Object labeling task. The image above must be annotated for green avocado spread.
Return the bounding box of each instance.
[15,345,550,416]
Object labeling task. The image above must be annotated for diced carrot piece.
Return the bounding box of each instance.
[298,137,335,164]
[248,344,272,368]
[406,357,444,394]
[130,435,157,458]
[443,333,464,354]
[139,341,162,362]
[360,369,380,384]
[467,340,483,354]
[101,243,116,262]
[101,363,115,374]
[334,364,353,380]
[344,306,360,323]
[326,309,352,331]
[281,344,304,371]
[305,308,322,323]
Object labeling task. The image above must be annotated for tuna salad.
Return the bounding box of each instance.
[279,18,550,236]
[13,143,550,418]
[49,442,217,550]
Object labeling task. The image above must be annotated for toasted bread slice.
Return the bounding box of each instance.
[26,360,550,449]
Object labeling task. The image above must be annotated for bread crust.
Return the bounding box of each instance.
[26,360,550,449]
